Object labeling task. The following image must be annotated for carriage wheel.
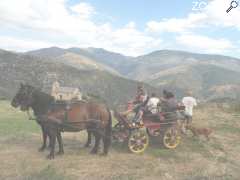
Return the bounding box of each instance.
[128,129,149,154]
[146,128,160,137]
[162,127,181,149]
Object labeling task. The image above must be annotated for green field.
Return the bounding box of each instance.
[0,100,240,180]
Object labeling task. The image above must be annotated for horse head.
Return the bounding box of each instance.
[11,83,35,111]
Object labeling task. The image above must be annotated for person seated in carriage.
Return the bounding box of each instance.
[133,85,148,104]
[132,93,160,126]
[146,93,160,114]
[122,85,148,116]
[160,90,179,122]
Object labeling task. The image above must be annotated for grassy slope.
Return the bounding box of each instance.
[0,101,240,180]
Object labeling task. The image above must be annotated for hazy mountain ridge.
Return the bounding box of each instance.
[27,47,67,58]
[27,47,137,75]
[68,47,137,75]
[129,50,240,79]
[6,47,240,101]
[54,52,120,75]
[27,47,121,75]
[125,50,240,99]
[0,49,157,106]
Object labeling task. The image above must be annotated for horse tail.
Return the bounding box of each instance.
[105,108,112,145]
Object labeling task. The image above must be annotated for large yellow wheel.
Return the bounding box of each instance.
[162,127,181,149]
[128,130,149,154]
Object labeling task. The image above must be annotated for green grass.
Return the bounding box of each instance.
[1,100,240,180]
[0,101,39,136]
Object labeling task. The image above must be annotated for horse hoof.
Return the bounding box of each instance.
[46,154,54,160]
[57,151,64,155]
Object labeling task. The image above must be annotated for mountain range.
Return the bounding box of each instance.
[26,47,240,100]
[1,46,240,106]
[0,48,156,106]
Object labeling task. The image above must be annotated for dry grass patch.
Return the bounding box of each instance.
[1,101,240,180]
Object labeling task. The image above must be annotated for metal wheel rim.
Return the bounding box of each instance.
[163,128,181,149]
[128,130,149,153]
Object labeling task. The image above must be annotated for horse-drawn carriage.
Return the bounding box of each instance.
[112,104,184,154]
[12,83,187,159]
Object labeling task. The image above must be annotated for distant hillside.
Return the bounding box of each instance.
[27,47,67,58]
[25,47,240,100]
[27,47,137,75]
[54,52,120,75]
[27,47,120,76]
[128,50,240,100]
[0,49,157,106]
[68,47,137,75]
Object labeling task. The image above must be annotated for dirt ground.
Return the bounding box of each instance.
[0,101,240,180]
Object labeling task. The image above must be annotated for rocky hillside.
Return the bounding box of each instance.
[129,50,240,99]
[27,47,136,75]
[0,49,157,106]
[6,47,240,101]
[27,47,240,100]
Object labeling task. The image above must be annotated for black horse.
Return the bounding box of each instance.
[11,84,93,154]
[11,84,111,159]
[11,83,55,152]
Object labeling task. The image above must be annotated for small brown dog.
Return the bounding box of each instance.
[186,125,213,140]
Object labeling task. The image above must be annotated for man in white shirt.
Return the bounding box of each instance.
[182,91,197,125]
[147,93,160,114]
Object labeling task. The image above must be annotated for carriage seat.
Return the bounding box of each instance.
[143,111,178,123]
[143,113,161,122]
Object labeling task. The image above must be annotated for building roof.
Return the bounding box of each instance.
[57,87,80,93]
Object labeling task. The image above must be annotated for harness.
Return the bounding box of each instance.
[24,91,106,132]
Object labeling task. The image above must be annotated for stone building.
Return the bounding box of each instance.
[51,81,82,101]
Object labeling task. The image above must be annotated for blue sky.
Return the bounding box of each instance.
[68,0,192,27]
[0,0,239,58]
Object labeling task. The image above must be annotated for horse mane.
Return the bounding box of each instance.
[27,85,55,116]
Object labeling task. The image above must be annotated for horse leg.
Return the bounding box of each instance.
[102,110,112,155]
[101,126,112,155]
[39,125,47,152]
[47,134,51,149]
[84,130,92,148]
[90,131,100,154]
[102,133,110,155]
[47,126,57,159]
[56,131,64,155]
